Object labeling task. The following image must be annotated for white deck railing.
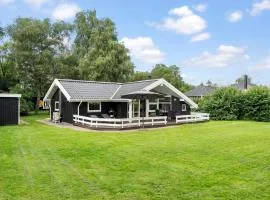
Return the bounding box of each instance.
[176,112,210,124]
[73,115,167,129]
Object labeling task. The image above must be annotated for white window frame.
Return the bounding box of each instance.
[55,101,60,111]
[149,102,158,113]
[182,104,187,112]
[132,100,140,118]
[87,102,101,113]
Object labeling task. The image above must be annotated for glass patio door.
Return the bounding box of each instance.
[132,100,140,118]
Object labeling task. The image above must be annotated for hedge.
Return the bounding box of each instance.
[199,86,270,122]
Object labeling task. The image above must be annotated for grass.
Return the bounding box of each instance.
[0,113,269,200]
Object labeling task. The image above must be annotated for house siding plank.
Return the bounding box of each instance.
[171,96,191,116]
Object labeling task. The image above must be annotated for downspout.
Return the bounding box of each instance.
[77,101,82,116]
[48,100,51,121]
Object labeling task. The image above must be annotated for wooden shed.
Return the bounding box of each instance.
[0,94,21,126]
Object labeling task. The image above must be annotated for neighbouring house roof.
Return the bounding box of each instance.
[185,85,217,97]
[44,78,198,108]
[231,82,255,90]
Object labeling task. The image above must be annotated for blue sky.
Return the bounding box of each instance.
[1,0,270,85]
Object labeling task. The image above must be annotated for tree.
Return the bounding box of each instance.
[0,26,4,39]
[10,84,34,116]
[131,71,151,81]
[55,53,80,79]
[74,10,134,82]
[151,64,193,92]
[205,80,218,87]
[0,41,17,92]
[8,18,72,113]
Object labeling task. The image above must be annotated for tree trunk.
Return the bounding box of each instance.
[35,92,40,114]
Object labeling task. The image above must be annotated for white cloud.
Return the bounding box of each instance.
[52,3,81,20]
[218,45,245,54]
[24,0,49,7]
[252,57,270,69]
[250,0,270,16]
[147,5,207,35]
[169,5,193,16]
[193,4,208,12]
[0,0,14,5]
[190,32,211,42]
[184,45,248,68]
[120,37,166,64]
[228,11,243,22]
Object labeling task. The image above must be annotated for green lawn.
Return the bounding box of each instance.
[0,113,269,200]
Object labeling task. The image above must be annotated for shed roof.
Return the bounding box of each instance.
[185,85,217,97]
[0,94,21,98]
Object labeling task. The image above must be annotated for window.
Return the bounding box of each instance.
[132,100,139,117]
[87,102,101,112]
[149,104,157,111]
[55,101,59,111]
[182,104,187,112]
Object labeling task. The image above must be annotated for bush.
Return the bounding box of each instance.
[199,86,270,122]
[9,84,34,116]
[199,87,242,120]
[242,87,270,122]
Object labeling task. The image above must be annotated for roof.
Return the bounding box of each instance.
[44,78,198,108]
[59,79,121,100]
[231,82,255,90]
[185,85,217,97]
[112,80,158,99]
[45,79,160,101]
[0,94,21,98]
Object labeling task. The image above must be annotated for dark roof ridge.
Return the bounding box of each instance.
[57,78,161,85]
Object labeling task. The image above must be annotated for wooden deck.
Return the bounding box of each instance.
[73,113,210,130]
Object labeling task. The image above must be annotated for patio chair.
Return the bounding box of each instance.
[149,112,156,117]
[101,114,110,118]
[89,115,98,118]
[53,112,61,123]
[167,110,176,120]
[155,109,160,116]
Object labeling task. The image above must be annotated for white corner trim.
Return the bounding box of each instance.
[44,79,58,101]
[18,97,20,125]
[142,79,163,91]
[143,78,198,108]
[0,94,21,98]
[55,79,71,101]
[69,99,131,102]
[44,79,71,101]
[110,85,122,99]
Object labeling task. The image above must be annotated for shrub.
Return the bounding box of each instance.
[242,87,270,122]
[9,84,34,116]
[199,87,242,120]
[199,86,270,122]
